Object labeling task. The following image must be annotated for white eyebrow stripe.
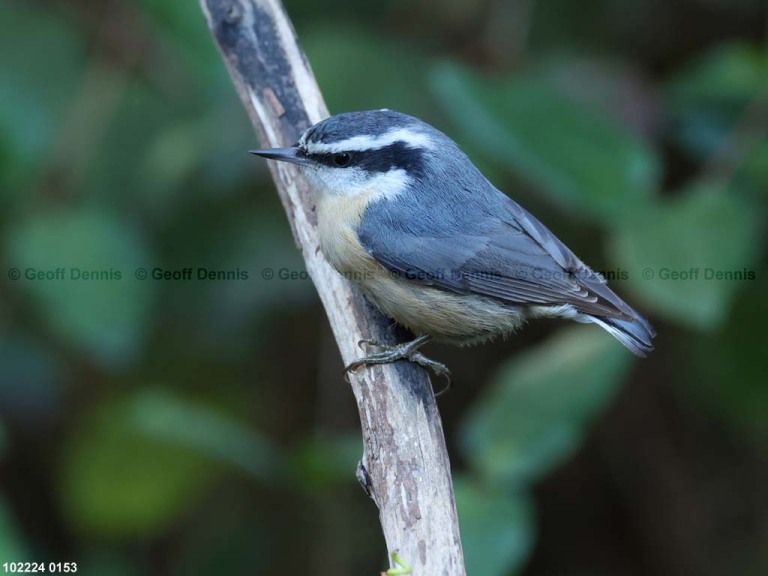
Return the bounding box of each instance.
[305,128,434,154]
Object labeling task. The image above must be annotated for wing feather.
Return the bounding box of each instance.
[358,185,635,320]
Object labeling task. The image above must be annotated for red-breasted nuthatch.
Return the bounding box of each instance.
[252,110,655,381]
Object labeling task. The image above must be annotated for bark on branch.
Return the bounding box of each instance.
[199,1,466,574]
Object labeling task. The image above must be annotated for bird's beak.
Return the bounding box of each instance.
[249,146,313,166]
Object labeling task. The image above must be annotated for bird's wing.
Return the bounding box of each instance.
[357,190,636,320]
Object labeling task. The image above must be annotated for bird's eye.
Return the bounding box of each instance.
[333,153,352,167]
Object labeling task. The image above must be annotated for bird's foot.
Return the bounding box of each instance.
[343,335,451,395]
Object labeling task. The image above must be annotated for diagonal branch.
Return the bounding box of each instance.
[199,1,466,573]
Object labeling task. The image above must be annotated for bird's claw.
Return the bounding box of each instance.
[357,338,380,351]
[343,336,451,394]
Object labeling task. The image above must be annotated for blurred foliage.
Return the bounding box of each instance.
[61,394,221,537]
[304,26,434,117]
[458,328,631,573]
[665,43,768,162]
[7,210,153,367]
[0,497,27,562]
[454,479,533,576]
[432,62,660,223]
[0,0,766,575]
[463,328,631,489]
[612,183,761,329]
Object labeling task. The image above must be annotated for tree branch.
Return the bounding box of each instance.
[199,1,466,573]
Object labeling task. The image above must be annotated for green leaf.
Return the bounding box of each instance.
[662,39,768,199]
[455,479,534,576]
[461,327,632,487]
[59,394,221,538]
[129,388,282,482]
[610,185,761,330]
[5,209,153,368]
[666,43,768,108]
[430,62,659,223]
[664,43,768,162]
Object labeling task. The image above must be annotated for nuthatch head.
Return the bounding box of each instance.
[252,110,654,380]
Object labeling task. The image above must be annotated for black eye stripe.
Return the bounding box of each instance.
[308,141,426,176]
[311,152,356,167]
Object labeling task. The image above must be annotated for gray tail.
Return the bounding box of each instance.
[589,314,656,357]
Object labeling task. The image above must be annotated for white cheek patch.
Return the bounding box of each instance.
[363,169,411,201]
[307,166,411,201]
[305,127,434,155]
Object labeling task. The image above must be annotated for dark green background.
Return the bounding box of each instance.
[1,0,766,574]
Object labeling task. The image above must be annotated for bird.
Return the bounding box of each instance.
[251,110,655,382]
